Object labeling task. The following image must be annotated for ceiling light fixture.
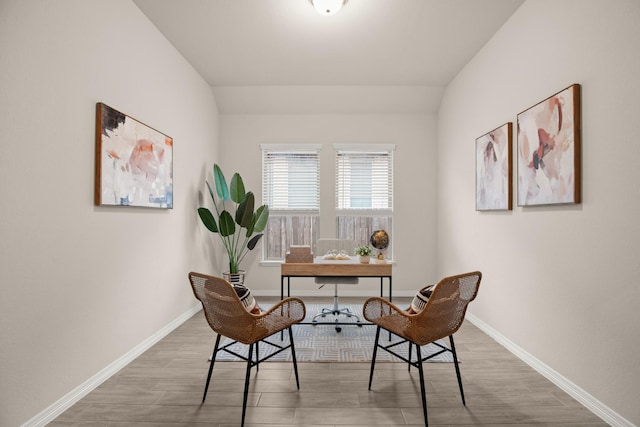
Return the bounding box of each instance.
[310,0,348,16]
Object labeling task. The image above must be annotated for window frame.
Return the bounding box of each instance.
[261,144,321,262]
[334,143,395,259]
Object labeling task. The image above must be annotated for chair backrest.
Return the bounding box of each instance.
[188,272,255,343]
[315,239,359,285]
[411,271,482,345]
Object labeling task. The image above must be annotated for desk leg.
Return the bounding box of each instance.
[278,276,292,298]
[379,277,393,302]
[380,276,393,341]
[280,276,285,341]
[279,277,293,340]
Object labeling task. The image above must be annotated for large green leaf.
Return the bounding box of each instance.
[197,208,218,233]
[229,173,246,204]
[245,203,258,236]
[213,164,229,201]
[218,210,235,237]
[247,234,263,250]
[236,192,255,228]
[252,205,269,233]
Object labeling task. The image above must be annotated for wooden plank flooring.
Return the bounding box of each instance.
[50,297,607,426]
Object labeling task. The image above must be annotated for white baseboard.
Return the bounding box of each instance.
[22,304,202,427]
[466,312,634,427]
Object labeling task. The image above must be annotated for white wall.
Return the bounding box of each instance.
[0,1,218,425]
[216,113,439,296]
[438,0,640,424]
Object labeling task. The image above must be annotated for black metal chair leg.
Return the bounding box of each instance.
[408,341,413,371]
[241,343,254,427]
[449,335,465,405]
[368,326,381,390]
[415,344,429,427]
[202,334,222,403]
[288,327,300,389]
[255,341,260,372]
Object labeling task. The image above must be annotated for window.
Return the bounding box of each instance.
[335,144,395,258]
[261,145,321,261]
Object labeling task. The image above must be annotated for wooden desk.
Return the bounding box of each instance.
[280,258,392,301]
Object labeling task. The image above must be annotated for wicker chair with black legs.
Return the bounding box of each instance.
[363,271,482,427]
[188,272,306,427]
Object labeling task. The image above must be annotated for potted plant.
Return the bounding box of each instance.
[354,245,373,263]
[197,164,269,282]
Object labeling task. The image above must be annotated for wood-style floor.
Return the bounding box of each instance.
[50,297,608,426]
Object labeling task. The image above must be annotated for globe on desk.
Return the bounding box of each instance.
[370,230,389,262]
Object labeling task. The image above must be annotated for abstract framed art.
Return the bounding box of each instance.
[517,84,581,206]
[95,103,173,208]
[476,122,512,211]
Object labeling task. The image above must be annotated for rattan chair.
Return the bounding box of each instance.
[363,271,482,427]
[188,272,306,427]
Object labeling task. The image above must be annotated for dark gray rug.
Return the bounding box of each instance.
[215,304,455,363]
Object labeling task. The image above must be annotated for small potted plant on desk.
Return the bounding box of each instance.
[354,245,373,264]
[197,163,269,284]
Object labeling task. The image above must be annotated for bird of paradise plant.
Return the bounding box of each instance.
[197,164,269,274]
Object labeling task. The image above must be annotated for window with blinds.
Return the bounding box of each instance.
[335,144,394,258]
[261,145,321,261]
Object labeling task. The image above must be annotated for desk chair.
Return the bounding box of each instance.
[363,271,482,427]
[312,238,361,332]
[188,272,306,427]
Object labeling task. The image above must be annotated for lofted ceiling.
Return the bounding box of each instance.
[133,0,524,114]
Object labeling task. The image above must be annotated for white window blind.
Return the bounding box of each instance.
[335,145,394,211]
[261,145,321,260]
[263,149,320,211]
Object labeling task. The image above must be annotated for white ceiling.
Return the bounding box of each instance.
[133,0,524,113]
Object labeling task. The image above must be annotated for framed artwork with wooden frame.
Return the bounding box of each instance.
[95,103,173,209]
[517,84,581,206]
[476,122,513,211]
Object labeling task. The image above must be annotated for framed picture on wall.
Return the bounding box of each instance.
[517,84,581,206]
[95,103,173,208]
[476,122,512,211]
